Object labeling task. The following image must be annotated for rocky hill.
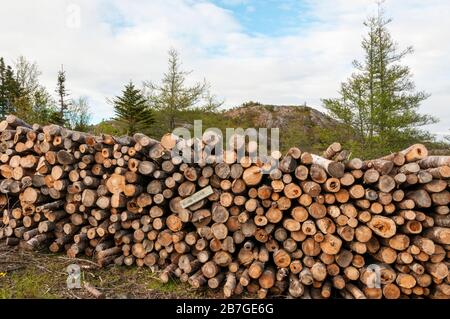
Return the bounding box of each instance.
[223,102,342,152]
[91,102,343,153]
[224,102,336,129]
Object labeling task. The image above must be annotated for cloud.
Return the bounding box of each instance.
[0,0,448,136]
[219,0,250,6]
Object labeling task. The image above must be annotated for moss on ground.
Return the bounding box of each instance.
[0,269,60,298]
[0,243,214,299]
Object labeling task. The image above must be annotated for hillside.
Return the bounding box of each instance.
[222,103,342,153]
[224,103,336,129]
[91,103,447,157]
[91,103,343,153]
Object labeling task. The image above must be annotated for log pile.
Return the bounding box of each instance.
[0,115,449,299]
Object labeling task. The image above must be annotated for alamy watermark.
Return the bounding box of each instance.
[365,264,382,288]
[171,120,280,173]
[66,4,81,29]
[66,264,81,289]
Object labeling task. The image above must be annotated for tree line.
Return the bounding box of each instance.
[1,7,447,158]
[0,57,90,131]
[107,48,223,137]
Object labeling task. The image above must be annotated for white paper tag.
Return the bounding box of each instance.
[180,186,214,209]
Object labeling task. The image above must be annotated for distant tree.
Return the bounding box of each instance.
[203,92,224,112]
[145,49,222,133]
[112,81,154,135]
[32,88,57,124]
[13,56,56,123]
[0,56,58,123]
[0,57,22,118]
[241,101,262,108]
[1,57,90,127]
[322,6,436,158]
[91,119,122,136]
[52,65,71,125]
[14,56,41,97]
[67,97,91,132]
[0,58,12,118]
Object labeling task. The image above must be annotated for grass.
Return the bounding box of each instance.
[0,269,60,299]
[0,243,214,299]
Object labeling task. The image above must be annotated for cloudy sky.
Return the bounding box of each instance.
[1,0,449,137]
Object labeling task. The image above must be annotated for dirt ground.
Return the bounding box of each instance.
[0,242,221,299]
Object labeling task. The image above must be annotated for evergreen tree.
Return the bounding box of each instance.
[146,49,221,133]
[322,6,436,158]
[52,65,71,125]
[0,57,7,118]
[1,56,56,122]
[0,58,22,118]
[113,81,154,135]
[1,57,81,126]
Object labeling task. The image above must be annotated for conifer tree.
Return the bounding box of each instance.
[0,58,22,118]
[113,81,154,135]
[0,57,8,118]
[322,6,436,157]
[52,65,71,125]
[146,49,221,133]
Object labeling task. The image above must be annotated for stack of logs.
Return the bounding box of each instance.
[0,114,449,299]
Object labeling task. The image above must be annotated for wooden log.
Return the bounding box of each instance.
[365,159,394,175]
[377,175,396,193]
[426,166,450,179]
[417,156,450,169]
[381,152,405,166]
[407,190,432,208]
[424,227,450,245]
[242,166,262,186]
[311,154,345,178]
[364,169,380,184]
[323,142,341,159]
[320,234,342,255]
[399,144,428,162]
[367,216,396,238]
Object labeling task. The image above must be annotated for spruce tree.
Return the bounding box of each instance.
[113,81,154,135]
[1,56,56,123]
[52,65,70,125]
[322,7,436,158]
[0,58,22,118]
[0,58,7,118]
